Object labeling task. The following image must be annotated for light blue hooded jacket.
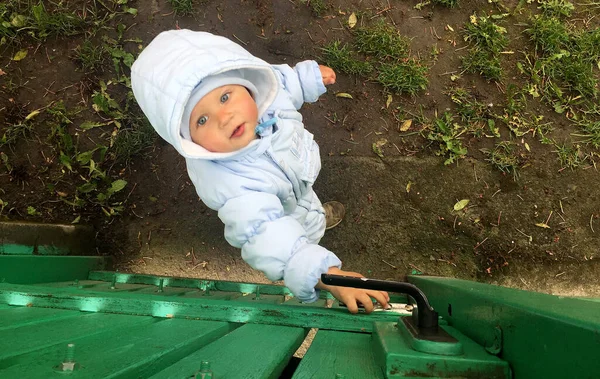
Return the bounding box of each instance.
[131,30,342,302]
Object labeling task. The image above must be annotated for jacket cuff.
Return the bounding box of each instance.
[294,60,327,103]
[283,239,342,302]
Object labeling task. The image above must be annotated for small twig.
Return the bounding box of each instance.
[474,237,488,250]
[324,116,336,124]
[232,34,248,45]
[453,215,458,230]
[382,259,397,269]
[545,210,553,225]
[515,228,532,242]
[342,139,359,145]
[392,143,401,154]
[409,263,424,273]
[491,189,501,197]
[591,214,595,233]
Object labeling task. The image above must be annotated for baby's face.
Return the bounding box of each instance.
[189,85,258,152]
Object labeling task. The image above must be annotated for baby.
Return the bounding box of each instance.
[131,30,388,313]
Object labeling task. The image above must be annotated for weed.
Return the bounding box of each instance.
[111,119,156,163]
[74,39,106,73]
[553,142,585,169]
[526,15,570,54]
[354,21,410,61]
[302,0,327,17]
[462,49,503,81]
[537,0,575,17]
[433,0,459,6]
[445,87,499,137]
[167,0,195,16]
[0,102,32,147]
[573,120,600,148]
[426,112,467,165]
[320,41,373,76]
[377,60,429,96]
[461,14,508,81]
[481,141,522,179]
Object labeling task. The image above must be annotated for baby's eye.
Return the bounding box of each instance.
[197,116,208,126]
[220,93,230,103]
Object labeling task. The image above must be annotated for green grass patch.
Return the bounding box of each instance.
[321,20,429,96]
[426,112,468,165]
[167,0,194,16]
[481,141,522,179]
[537,0,575,18]
[74,39,107,73]
[301,0,327,17]
[446,87,499,138]
[461,14,508,81]
[377,60,429,96]
[553,142,585,169]
[354,21,410,61]
[320,41,374,76]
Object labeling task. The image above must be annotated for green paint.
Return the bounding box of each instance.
[0,283,399,332]
[151,324,305,379]
[0,256,106,284]
[397,317,463,356]
[0,317,234,378]
[0,306,82,331]
[292,330,385,378]
[0,313,158,361]
[1,243,34,255]
[372,322,510,378]
[409,275,600,379]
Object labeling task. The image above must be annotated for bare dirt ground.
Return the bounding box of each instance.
[1,0,599,296]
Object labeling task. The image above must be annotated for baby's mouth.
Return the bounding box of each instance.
[231,123,245,138]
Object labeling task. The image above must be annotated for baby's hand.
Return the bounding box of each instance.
[319,65,336,85]
[318,267,390,314]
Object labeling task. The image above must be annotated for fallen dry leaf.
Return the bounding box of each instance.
[399,119,412,132]
[453,199,470,211]
[348,12,357,28]
[335,92,353,99]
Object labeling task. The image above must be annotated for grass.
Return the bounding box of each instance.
[461,14,508,81]
[377,60,429,96]
[167,0,195,16]
[74,39,106,73]
[482,141,523,179]
[426,112,468,165]
[320,41,373,76]
[446,87,499,137]
[354,21,410,61]
[301,0,327,16]
[537,0,575,17]
[321,20,429,96]
[553,142,585,169]
[0,1,87,43]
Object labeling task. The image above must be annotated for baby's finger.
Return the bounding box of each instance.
[343,297,359,314]
[381,291,390,302]
[357,292,376,314]
[367,290,389,309]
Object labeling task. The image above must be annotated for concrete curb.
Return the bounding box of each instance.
[0,221,95,255]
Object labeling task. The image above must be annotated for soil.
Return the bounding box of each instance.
[1,0,599,296]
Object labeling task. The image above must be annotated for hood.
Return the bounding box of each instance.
[131,29,279,160]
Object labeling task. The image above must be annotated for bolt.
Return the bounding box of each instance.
[255,285,261,300]
[195,360,213,378]
[60,343,76,372]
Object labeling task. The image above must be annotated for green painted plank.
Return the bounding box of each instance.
[0,319,234,378]
[0,306,81,331]
[0,256,106,284]
[0,283,399,332]
[292,330,385,379]
[151,323,305,379]
[0,312,156,360]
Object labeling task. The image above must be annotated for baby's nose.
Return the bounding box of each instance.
[217,108,233,127]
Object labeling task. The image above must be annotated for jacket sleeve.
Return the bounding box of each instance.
[271,60,327,110]
[218,191,341,302]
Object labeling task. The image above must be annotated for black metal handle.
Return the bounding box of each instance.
[321,274,439,332]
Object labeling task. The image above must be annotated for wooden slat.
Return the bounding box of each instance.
[292,330,385,378]
[0,306,81,331]
[151,323,305,379]
[0,318,234,378]
[0,312,155,361]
